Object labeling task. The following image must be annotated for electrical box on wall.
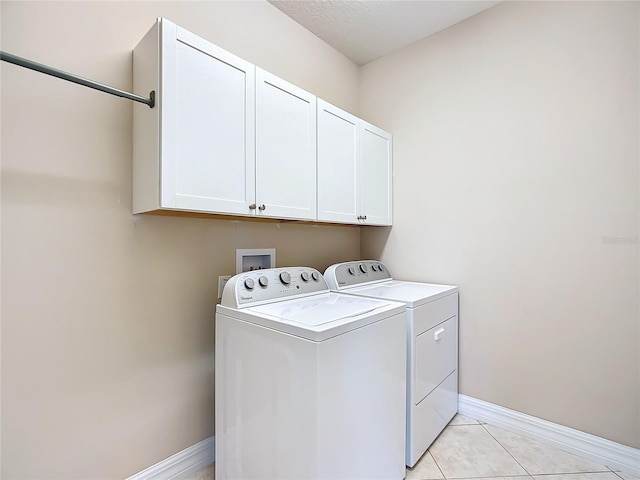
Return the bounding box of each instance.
[236,248,276,274]
[218,275,232,299]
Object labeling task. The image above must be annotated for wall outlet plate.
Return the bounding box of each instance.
[218,275,232,298]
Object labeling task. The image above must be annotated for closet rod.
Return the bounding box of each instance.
[0,51,155,108]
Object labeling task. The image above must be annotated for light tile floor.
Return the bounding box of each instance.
[186,414,639,480]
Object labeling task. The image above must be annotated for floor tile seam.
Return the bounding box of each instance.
[479,422,621,476]
[428,449,447,479]
[443,475,534,480]
[534,469,620,474]
[611,471,634,478]
[530,472,620,476]
[480,422,533,476]
[610,469,634,478]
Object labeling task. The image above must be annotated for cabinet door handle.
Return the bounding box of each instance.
[258,204,266,211]
[434,328,445,341]
[249,203,257,210]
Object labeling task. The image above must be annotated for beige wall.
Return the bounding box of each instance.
[3,1,639,478]
[360,1,639,449]
[0,2,360,478]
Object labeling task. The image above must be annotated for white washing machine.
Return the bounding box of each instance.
[215,266,407,480]
[324,261,459,468]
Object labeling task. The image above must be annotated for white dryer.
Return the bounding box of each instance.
[324,261,459,468]
[215,266,407,480]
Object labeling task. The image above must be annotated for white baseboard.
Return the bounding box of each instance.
[458,394,640,477]
[125,398,640,479]
[125,436,214,480]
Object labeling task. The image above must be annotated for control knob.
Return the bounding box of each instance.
[311,271,320,281]
[279,272,291,285]
[258,276,268,287]
[244,278,255,290]
[348,266,356,275]
[359,263,368,273]
[301,271,310,282]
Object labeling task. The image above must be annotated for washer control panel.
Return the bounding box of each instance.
[221,267,328,308]
[324,260,392,290]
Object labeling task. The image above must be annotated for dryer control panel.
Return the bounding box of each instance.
[324,260,393,291]
[221,267,329,308]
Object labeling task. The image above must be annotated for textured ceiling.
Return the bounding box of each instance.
[269,0,502,65]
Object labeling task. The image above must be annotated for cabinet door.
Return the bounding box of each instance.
[255,68,317,220]
[161,21,255,215]
[317,100,359,223]
[359,123,392,226]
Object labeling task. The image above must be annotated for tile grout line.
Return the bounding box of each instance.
[441,420,534,480]
[436,421,537,480]
[531,474,626,478]
[446,477,533,480]
[480,423,625,477]
[433,420,479,479]
[441,417,629,480]
[427,449,447,480]
[481,422,535,477]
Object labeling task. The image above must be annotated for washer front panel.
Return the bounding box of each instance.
[215,307,407,479]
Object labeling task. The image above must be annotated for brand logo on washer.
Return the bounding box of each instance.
[240,295,253,301]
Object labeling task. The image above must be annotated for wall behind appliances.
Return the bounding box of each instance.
[360,1,639,449]
[0,1,360,478]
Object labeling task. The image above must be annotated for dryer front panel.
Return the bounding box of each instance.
[414,316,458,404]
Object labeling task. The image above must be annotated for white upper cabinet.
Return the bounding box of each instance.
[133,18,390,225]
[255,68,317,221]
[359,123,393,226]
[133,18,255,216]
[317,100,393,226]
[317,100,359,223]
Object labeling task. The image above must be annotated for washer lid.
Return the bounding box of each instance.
[346,280,458,308]
[234,292,404,341]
